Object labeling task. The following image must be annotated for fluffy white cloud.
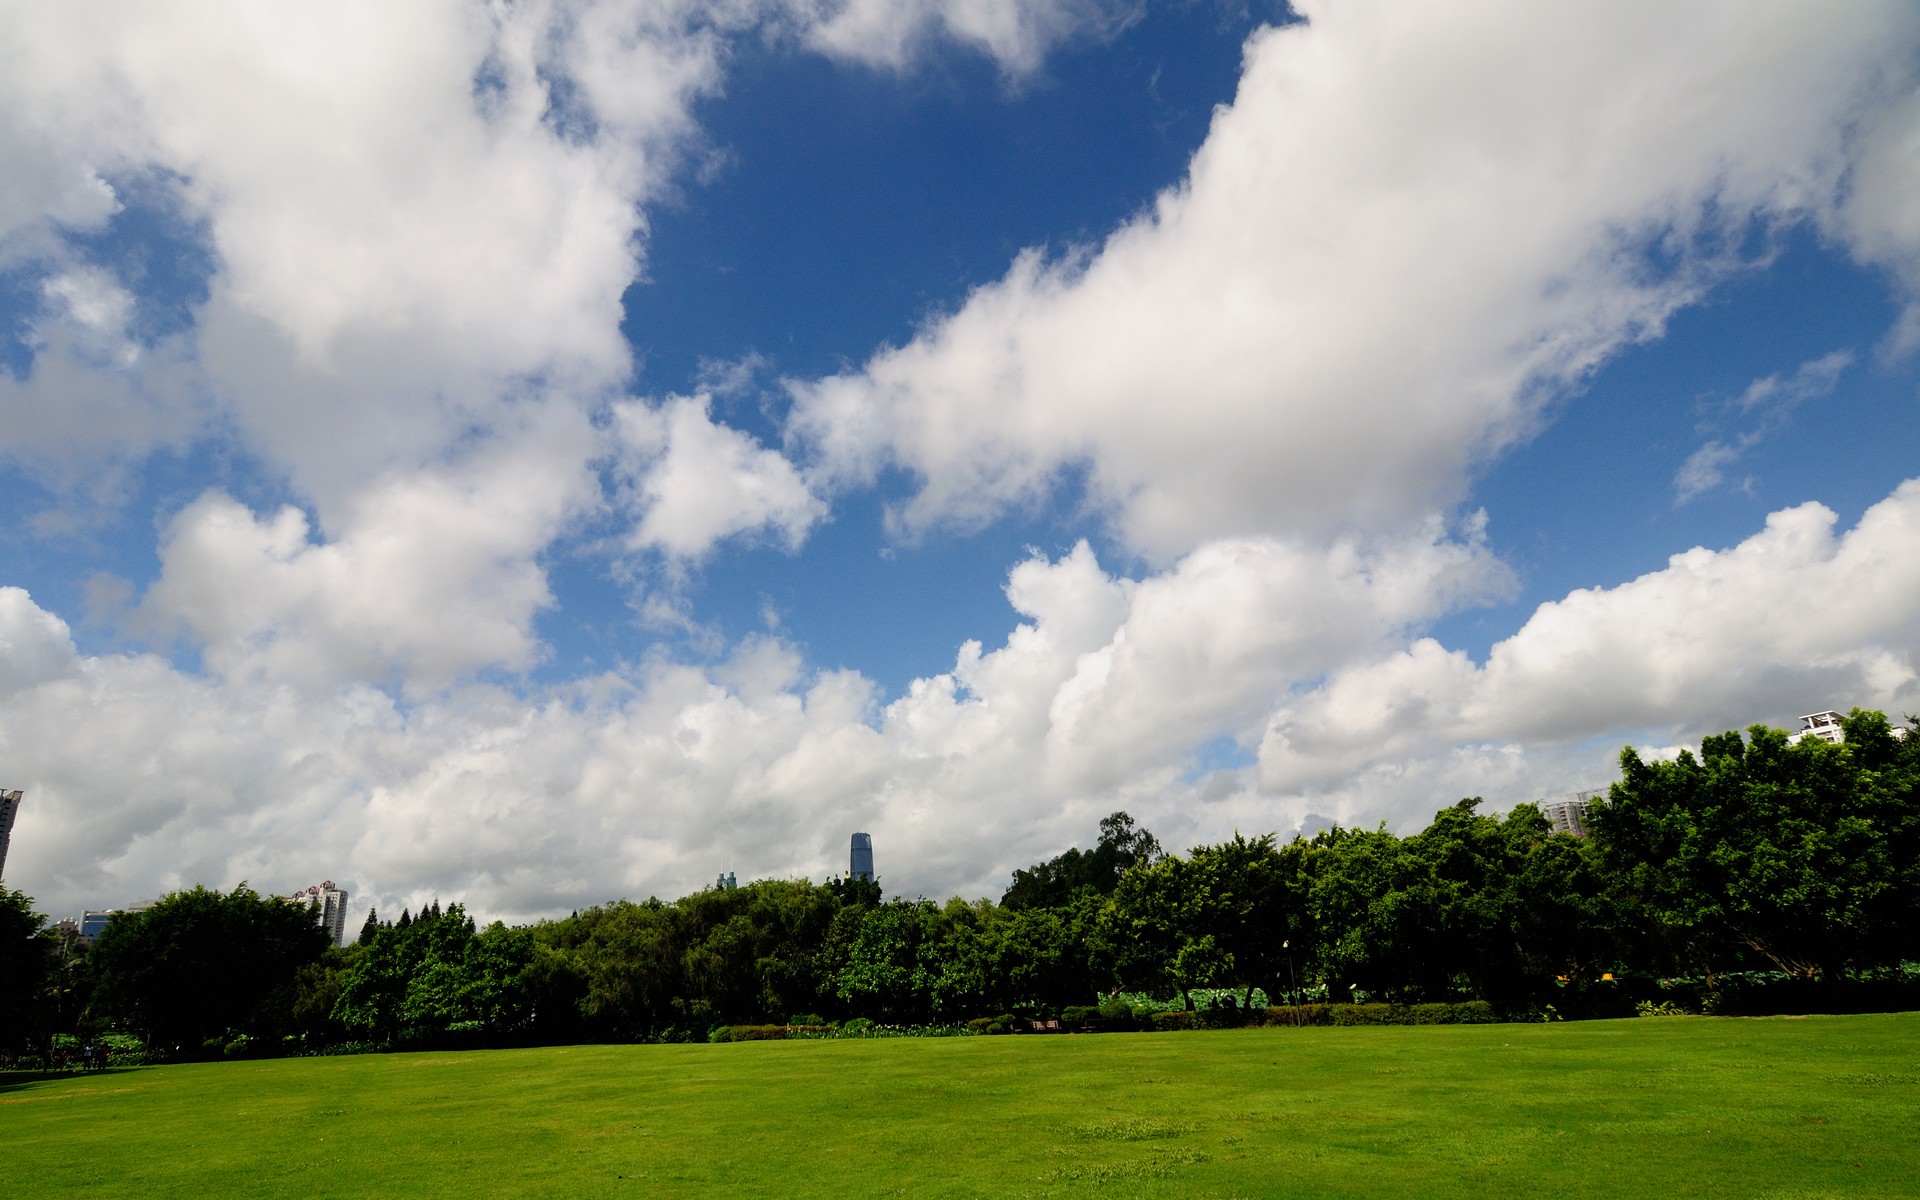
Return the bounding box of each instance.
[10,479,1920,927]
[0,588,80,697]
[0,512,1505,921]
[791,0,1920,558]
[139,403,598,692]
[0,0,1130,692]
[1835,87,1920,355]
[1259,481,1920,791]
[611,394,825,559]
[798,0,1138,75]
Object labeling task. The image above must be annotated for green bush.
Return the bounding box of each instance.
[787,1013,825,1027]
[706,1026,733,1043]
[1258,1002,1498,1027]
[1150,1010,1197,1031]
[1060,1005,1096,1024]
[841,1018,873,1034]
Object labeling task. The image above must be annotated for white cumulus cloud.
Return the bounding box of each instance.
[1259,480,1920,792]
[611,394,825,559]
[791,0,1920,558]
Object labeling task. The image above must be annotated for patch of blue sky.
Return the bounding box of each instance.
[1187,733,1257,779]
[1430,224,1920,664]
[565,6,1282,693]
[621,1,1264,398]
[0,432,301,663]
[0,264,40,378]
[531,462,1104,696]
[0,170,213,372]
[65,170,215,346]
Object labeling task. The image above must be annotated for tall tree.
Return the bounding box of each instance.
[0,885,53,1053]
[90,885,330,1051]
[1004,812,1162,910]
[1592,715,1916,980]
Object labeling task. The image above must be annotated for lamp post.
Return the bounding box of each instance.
[1283,939,1300,1027]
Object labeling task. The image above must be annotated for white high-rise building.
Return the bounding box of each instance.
[1541,789,1604,838]
[286,880,351,946]
[1795,710,1846,745]
[0,789,20,879]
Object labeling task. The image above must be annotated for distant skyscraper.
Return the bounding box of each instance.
[849,832,874,882]
[0,789,21,879]
[1541,789,1604,838]
[286,880,351,946]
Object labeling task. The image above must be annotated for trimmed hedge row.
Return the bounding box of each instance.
[722,1002,1503,1040]
[719,1024,834,1041]
[1144,1001,1498,1030]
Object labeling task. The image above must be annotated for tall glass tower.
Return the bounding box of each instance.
[849,832,874,881]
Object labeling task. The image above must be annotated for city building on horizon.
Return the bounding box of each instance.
[1541,789,1604,838]
[850,832,873,882]
[78,897,158,941]
[286,880,351,946]
[1795,710,1846,745]
[0,788,21,879]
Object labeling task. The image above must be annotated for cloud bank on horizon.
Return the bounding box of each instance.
[2,0,1918,927]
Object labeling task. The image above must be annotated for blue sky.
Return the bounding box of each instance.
[2,0,1918,927]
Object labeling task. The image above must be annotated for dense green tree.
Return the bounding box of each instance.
[534,899,687,1036]
[825,874,882,907]
[0,885,54,1052]
[1593,714,1917,980]
[90,885,329,1051]
[1101,852,1221,1008]
[1003,812,1161,910]
[335,902,533,1044]
[834,900,950,1022]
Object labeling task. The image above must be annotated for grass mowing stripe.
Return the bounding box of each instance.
[3,1014,1916,1199]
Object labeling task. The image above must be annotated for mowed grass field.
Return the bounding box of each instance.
[5,1015,1918,1199]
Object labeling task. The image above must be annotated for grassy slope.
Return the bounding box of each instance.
[4,1015,1916,1199]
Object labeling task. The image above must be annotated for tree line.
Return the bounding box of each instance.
[4,710,1916,1059]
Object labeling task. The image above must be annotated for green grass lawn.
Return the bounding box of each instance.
[5,1015,1917,1199]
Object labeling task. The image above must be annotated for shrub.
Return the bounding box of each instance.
[788,1013,825,1027]
[841,1018,873,1034]
[1150,1010,1198,1031]
[1260,1002,1498,1027]
[706,1026,733,1043]
[1061,1005,1096,1024]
